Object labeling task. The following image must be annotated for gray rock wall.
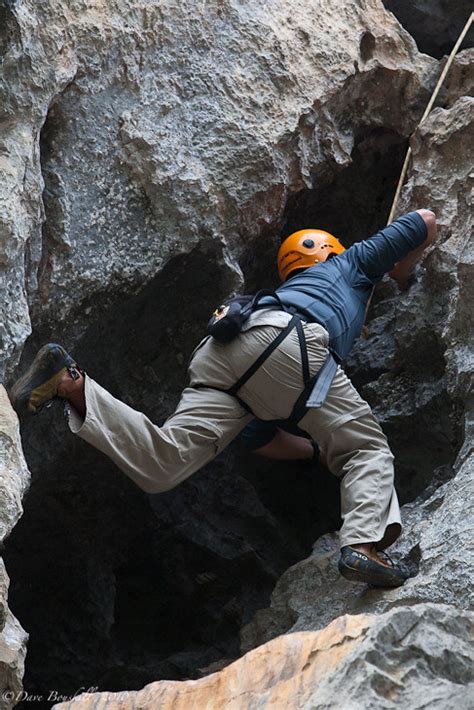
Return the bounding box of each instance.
[1,0,436,377]
[51,603,474,709]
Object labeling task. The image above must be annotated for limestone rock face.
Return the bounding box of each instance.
[0,0,436,378]
[442,49,474,105]
[0,388,29,543]
[0,611,28,710]
[0,388,29,704]
[52,604,474,710]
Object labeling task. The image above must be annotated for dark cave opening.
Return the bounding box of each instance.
[240,127,410,293]
[280,128,407,247]
[4,126,463,707]
[381,1,474,59]
[5,241,341,708]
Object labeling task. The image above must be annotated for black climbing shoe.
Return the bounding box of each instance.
[9,343,80,415]
[338,545,408,588]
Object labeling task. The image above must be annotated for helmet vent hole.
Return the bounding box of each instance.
[302,239,315,248]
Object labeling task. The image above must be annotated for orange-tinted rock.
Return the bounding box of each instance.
[53,614,371,709]
[53,604,474,710]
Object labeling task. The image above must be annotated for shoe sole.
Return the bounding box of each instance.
[10,344,76,415]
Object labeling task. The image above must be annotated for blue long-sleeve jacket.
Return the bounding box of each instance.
[260,211,427,360]
[242,211,427,450]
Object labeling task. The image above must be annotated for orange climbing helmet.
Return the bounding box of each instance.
[277,229,345,281]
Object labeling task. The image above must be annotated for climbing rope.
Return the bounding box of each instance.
[363,11,474,330]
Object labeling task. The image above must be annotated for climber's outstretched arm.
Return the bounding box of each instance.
[390,209,437,289]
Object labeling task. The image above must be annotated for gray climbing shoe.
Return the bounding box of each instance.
[9,343,80,415]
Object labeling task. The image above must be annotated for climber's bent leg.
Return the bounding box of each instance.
[65,319,311,495]
[218,316,402,553]
[68,377,251,494]
[306,410,401,550]
[271,329,403,553]
[215,316,402,553]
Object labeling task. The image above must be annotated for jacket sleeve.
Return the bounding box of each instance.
[344,211,428,283]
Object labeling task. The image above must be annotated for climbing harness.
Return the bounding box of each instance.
[226,312,339,419]
[202,300,340,419]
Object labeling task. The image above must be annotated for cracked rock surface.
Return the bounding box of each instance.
[54,604,474,710]
[1,0,436,378]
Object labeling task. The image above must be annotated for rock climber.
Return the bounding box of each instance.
[10,209,436,587]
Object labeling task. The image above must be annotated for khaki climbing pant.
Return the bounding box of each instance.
[68,310,401,549]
